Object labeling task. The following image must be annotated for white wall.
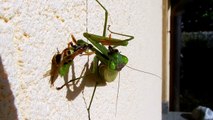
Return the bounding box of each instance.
[0,0,162,120]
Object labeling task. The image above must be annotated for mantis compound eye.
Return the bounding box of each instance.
[122,55,128,65]
[109,61,116,70]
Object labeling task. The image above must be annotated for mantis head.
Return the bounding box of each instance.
[100,47,128,82]
[108,46,128,71]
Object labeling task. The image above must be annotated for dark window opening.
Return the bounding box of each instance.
[170,0,213,112]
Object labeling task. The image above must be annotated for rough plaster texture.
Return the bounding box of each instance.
[0,0,162,120]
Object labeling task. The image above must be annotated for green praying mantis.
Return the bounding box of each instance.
[50,0,134,88]
[46,0,161,119]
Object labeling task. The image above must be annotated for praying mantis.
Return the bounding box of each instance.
[50,0,134,89]
[46,0,161,120]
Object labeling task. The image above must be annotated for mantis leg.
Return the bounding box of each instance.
[56,76,85,90]
[87,81,98,120]
[83,25,134,48]
[88,25,134,45]
[107,25,134,41]
[83,32,133,48]
[87,56,99,120]
[95,0,134,41]
[91,56,99,74]
[82,0,134,55]
[96,0,108,37]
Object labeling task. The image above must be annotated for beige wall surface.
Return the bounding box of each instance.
[0,0,162,120]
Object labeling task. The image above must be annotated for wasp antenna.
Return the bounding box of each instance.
[71,34,77,44]
[56,48,60,53]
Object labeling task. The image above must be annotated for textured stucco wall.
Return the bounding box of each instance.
[0,0,162,120]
